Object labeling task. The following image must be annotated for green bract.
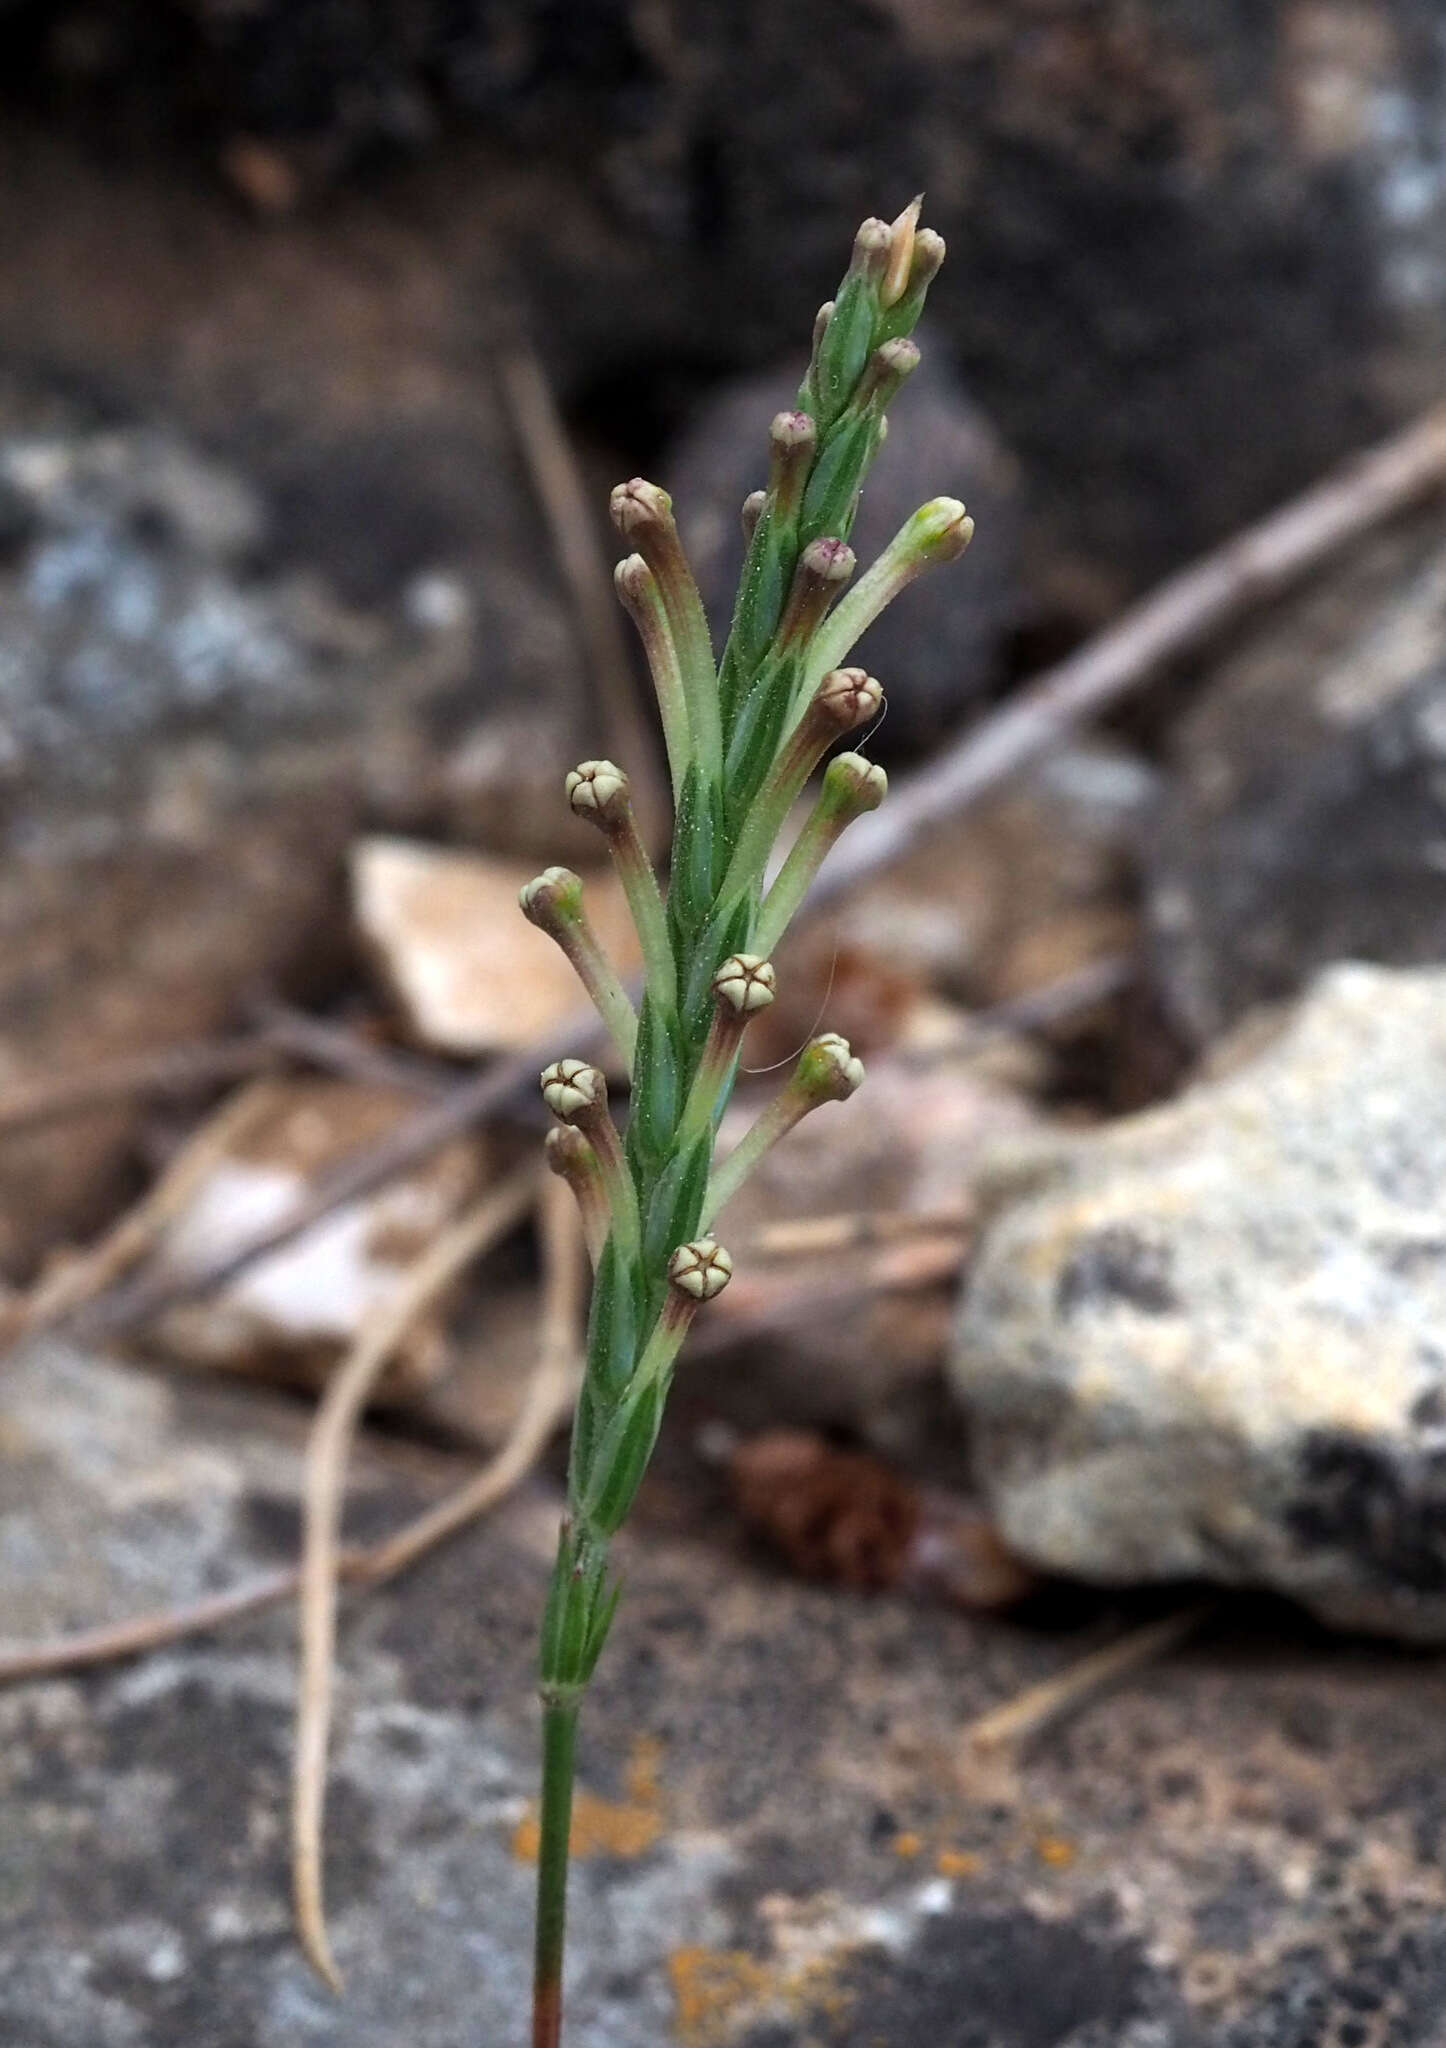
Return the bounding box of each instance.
[524,199,972,2048]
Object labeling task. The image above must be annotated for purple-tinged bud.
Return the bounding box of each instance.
[609,476,720,772]
[850,337,920,416]
[767,410,817,523]
[802,497,972,689]
[609,476,675,542]
[740,489,767,542]
[776,536,856,650]
[614,556,691,803]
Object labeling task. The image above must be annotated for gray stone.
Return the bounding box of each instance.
[952,961,1446,1640]
[668,345,1022,747]
[9,1338,1446,2041]
[1149,514,1446,1046]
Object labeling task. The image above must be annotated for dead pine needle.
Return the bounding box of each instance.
[961,1603,1213,1763]
[291,1165,538,1991]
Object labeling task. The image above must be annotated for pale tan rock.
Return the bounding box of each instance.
[352,836,642,1057]
[953,962,1446,1640]
[149,1077,486,1389]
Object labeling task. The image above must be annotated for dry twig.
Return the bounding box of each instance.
[3,1082,282,1342]
[291,1164,539,1988]
[812,400,1446,908]
[0,1188,582,1694]
[497,344,669,852]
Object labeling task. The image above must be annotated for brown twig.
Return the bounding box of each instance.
[254,1004,456,1099]
[497,344,670,853]
[66,400,1446,1344]
[811,400,1446,909]
[0,1013,447,1145]
[3,1082,282,1342]
[0,1188,582,1696]
[292,1164,539,1989]
[0,1039,280,1140]
[735,1206,971,1261]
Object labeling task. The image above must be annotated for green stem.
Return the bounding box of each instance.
[532,1697,579,2048]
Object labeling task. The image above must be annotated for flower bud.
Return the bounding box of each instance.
[566,759,631,831]
[668,1238,733,1303]
[820,751,888,820]
[899,496,973,566]
[741,489,767,541]
[711,954,777,1016]
[776,536,855,650]
[850,337,920,417]
[847,217,893,287]
[519,865,585,933]
[609,476,674,542]
[796,1031,865,1104]
[540,1057,608,1122]
[544,1122,594,1180]
[814,667,884,735]
[767,409,816,523]
[544,1124,609,1264]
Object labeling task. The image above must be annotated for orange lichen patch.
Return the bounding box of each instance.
[935,1848,981,1878]
[890,1830,924,1859]
[512,1733,665,1863]
[1035,1834,1077,1868]
[626,1731,665,1808]
[667,1946,854,2048]
[668,1948,773,2044]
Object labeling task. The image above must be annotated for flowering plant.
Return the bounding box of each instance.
[520,199,972,2045]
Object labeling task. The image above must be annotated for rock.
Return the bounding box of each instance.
[0,408,578,1277]
[8,2,1446,604]
[11,1339,1446,2042]
[951,962,1446,1640]
[351,837,642,1058]
[147,1078,487,1391]
[1149,514,1446,1046]
[668,346,1022,748]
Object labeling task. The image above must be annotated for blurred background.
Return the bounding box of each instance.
[5,6,1446,2045]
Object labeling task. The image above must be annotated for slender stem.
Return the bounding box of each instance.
[532,1697,579,2048]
